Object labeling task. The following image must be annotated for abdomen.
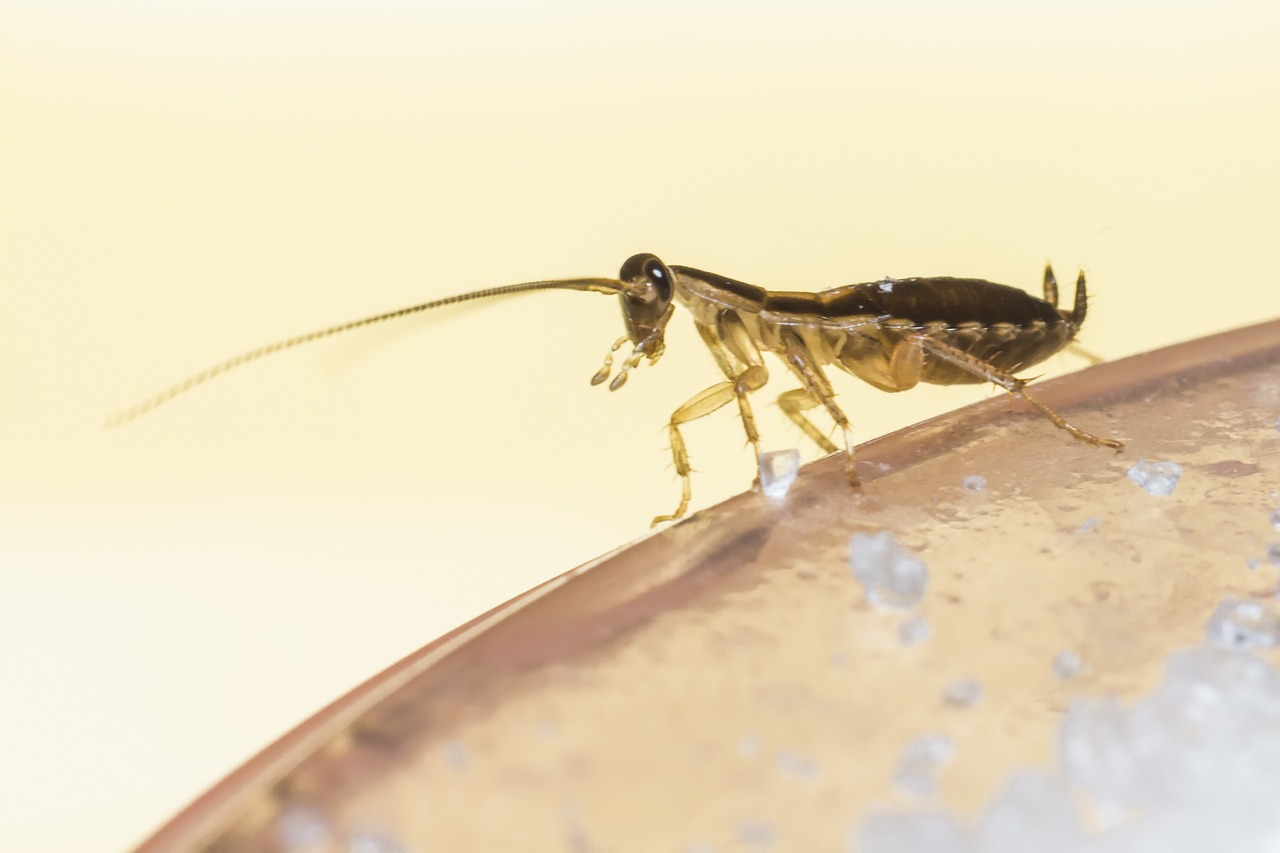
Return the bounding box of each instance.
[827,278,1077,388]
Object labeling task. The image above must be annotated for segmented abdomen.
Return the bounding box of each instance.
[825,279,1076,388]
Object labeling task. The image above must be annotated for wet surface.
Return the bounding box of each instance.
[141,320,1280,853]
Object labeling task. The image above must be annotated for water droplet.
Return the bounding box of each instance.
[849,531,928,608]
[898,614,930,646]
[894,733,954,796]
[1205,598,1280,650]
[1052,649,1082,679]
[943,678,983,707]
[1126,460,1182,496]
[759,449,800,502]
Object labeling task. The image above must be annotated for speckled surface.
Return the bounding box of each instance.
[143,320,1280,853]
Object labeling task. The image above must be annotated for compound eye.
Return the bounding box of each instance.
[618,253,672,302]
[642,257,672,302]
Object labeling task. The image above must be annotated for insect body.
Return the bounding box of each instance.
[110,253,1123,525]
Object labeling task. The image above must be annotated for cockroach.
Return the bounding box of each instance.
[109,253,1123,524]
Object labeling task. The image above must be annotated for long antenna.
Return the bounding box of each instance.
[106,277,624,428]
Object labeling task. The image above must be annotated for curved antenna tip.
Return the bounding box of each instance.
[104,276,626,427]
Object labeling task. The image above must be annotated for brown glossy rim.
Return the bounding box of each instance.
[135,317,1280,852]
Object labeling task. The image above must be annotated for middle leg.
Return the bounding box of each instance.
[778,329,861,491]
[777,388,838,454]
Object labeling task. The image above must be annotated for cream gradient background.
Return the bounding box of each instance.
[3,1,1279,850]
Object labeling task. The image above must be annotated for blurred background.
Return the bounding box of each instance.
[2,0,1278,849]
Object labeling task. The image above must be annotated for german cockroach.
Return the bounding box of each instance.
[108,253,1123,524]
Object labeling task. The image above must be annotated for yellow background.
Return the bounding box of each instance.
[2,1,1278,850]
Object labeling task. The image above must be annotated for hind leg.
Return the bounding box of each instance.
[915,334,1124,450]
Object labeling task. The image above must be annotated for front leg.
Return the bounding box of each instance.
[652,381,739,526]
[652,319,772,525]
